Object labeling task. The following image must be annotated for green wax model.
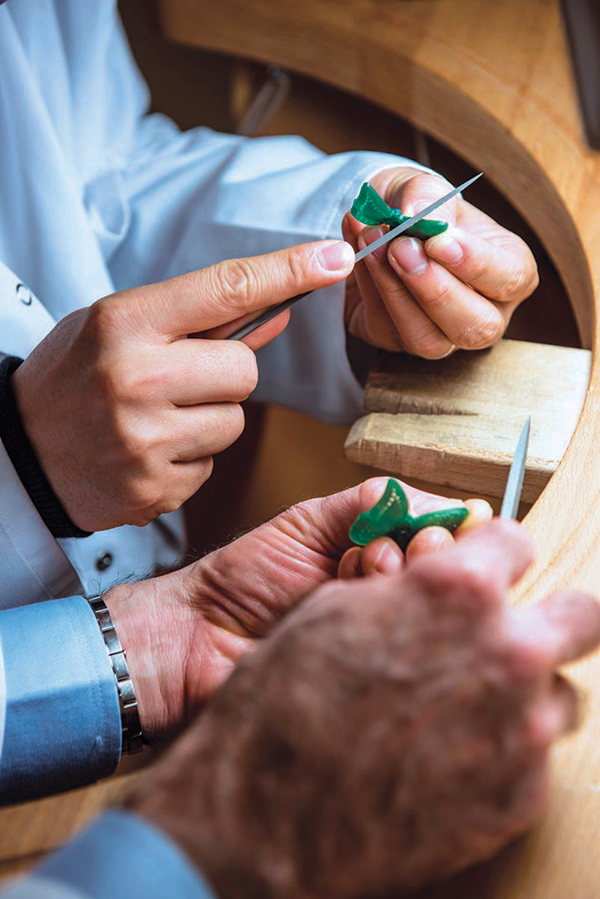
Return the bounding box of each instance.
[350,183,449,240]
[349,479,468,552]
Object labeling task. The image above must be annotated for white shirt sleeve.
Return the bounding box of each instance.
[0,263,81,609]
[108,117,423,423]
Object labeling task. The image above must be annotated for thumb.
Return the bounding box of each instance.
[128,240,355,338]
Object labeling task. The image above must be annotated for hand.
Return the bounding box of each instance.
[343,166,539,357]
[105,478,486,738]
[128,521,600,898]
[11,240,354,531]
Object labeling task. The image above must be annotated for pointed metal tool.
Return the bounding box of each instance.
[353,172,482,262]
[500,417,531,519]
[227,172,483,341]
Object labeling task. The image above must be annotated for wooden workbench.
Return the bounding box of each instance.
[156,1,600,896]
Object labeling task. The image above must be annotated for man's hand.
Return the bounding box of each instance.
[11,240,354,532]
[343,167,539,357]
[105,478,484,738]
[128,521,600,898]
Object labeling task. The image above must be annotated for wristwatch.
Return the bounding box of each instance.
[87,594,144,755]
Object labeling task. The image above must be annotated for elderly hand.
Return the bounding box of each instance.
[128,521,600,898]
[11,240,354,532]
[105,478,488,738]
[343,166,539,357]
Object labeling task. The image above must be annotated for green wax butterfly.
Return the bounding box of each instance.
[349,479,469,553]
[350,183,449,240]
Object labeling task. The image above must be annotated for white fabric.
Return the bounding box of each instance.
[0,0,418,603]
[0,877,83,899]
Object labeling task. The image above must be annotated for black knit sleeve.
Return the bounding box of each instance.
[0,355,91,538]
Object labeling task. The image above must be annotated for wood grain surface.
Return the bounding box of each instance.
[157,1,600,895]
[345,340,590,503]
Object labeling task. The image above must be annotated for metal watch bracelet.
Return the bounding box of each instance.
[87,594,144,755]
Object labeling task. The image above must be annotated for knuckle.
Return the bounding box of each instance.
[528,264,540,295]
[284,245,312,286]
[219,403,245,442]
[455,560,496,600]
[178,457,214,503]
[127,476,159,516]
[417,339,455,360]
[500,270,525,303]
[496,259,531,303]
[157,487,191,517]
[199,455,214,483]
[156,497,178,517]
[466,254,490,284]
[232,343,259,398]
[160,460,215,514]
[403,324,453,359]
[457,310,504,350]
[109,362,145,402]
[128,512,153,527]
[419,280,454,315]
[404,172,453,203]
[215,258,255,311]
[111,413,159,469]
[94,353,153,407]
[416,555,496,607]
[83,297,121,343]
[504,641,551,683]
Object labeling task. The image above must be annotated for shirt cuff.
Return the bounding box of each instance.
[28,810,213,899]
[0,596,121,804]
[0,436,81,606]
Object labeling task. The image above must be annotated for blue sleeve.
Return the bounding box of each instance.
[1,811,214,899]
[0,596,121,804]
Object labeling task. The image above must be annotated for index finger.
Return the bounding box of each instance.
[133,240,355,337]
[407,519,535,614]
[513,591,600,668]
[425,224,539,305]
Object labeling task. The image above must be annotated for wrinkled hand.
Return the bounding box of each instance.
[12,240,354,532]
[129,521,600,898]
[106,478,481,738]
[343,167,539,357]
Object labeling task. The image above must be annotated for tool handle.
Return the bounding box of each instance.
[226,291,311,340]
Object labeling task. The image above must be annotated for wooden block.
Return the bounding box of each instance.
[345,340,590,503]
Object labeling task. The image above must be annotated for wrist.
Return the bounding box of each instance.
[0,357,90,538]
[104,571,195,741]
[87,594,144,756]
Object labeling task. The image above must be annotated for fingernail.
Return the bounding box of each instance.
[391,237,428,275]
[359,227,387,261]
[318,241,355,272]
[427,232,464,265]
[373,541,402,575]
[456,499,493,535]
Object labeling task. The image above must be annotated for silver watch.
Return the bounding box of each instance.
[87,594,144,755]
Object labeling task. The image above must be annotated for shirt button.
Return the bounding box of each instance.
[15,283,33,306]
[95,552,113,572]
